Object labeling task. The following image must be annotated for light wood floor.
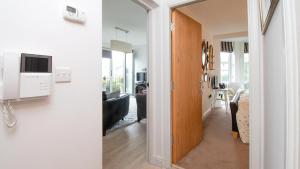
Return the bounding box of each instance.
[103,107,248,169]
[103,120,161,169]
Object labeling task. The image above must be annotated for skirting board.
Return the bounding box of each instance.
[203,107,212,120]
[149,155,164,168]
[172,164,186,169]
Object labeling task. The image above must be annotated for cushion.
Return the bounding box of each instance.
[236,94,249,143]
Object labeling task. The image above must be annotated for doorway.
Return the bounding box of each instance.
[102,0,149,169]
[170,1,251,168]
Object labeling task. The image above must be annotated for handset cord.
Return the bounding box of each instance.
[2,100,17,128]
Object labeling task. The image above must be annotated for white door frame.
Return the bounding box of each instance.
[132,0,160,166]
[282,0,300,169]
[159,0,264,168]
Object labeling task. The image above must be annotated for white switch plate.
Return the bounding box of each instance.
[55,67,72,83]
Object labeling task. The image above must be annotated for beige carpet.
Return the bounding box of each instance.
[176,107,249,169]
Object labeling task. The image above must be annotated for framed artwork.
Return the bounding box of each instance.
[259,0,279,34]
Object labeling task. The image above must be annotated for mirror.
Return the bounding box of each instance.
[203,73,208,82]
[201,41,208,71]
[208,45,214,70]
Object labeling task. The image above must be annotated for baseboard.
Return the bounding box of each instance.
[202,107,212,120]
[172,164,186,169]
[149,155,164,168]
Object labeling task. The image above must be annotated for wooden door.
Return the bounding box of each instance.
[171,9,203,163]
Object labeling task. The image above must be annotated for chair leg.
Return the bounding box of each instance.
[232,131,238,139]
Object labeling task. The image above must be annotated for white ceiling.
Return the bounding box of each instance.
[102,0,147,47]
[178,0,248,39]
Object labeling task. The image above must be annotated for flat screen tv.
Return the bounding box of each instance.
[136,72,147,82]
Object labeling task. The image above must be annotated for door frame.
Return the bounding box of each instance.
[121,0,300,168]
[101,0,160,167]
[282,0,300,169]
[160,0,264,168]
[131,0,160,166]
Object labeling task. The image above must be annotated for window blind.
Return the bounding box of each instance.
[221,41,234,53]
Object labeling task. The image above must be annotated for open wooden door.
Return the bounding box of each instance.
[171,9,203,163]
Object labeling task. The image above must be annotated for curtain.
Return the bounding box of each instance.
[244,42,249,53]
[221,41,234,53]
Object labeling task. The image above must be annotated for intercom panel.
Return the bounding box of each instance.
[0,52,52,100]
[0,53,21,100]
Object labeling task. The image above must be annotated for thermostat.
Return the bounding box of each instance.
[63,5,86,24]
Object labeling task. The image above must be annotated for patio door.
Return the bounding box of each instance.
[102,50,134,94]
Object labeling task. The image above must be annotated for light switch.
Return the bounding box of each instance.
[55,67,72,83]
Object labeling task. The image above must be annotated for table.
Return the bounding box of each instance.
[212,88,229,113]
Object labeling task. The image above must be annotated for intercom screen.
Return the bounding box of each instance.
[21,53,52,73]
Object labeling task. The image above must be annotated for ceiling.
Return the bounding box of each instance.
[178,0,248,39]
[102,0,147,47]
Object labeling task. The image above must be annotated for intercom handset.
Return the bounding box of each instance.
[0,52,53,127]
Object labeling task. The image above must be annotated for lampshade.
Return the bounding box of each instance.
[110,40,132,53]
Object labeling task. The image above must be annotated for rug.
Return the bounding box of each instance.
[106,96,138,134]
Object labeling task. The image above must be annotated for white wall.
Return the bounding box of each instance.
[262,2,286,169]
[133,44,147,80]
[201,31,214,114]
[102,0,147,47]
[0,1,102,169]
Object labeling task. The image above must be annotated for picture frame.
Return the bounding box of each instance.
[259,0,279,34]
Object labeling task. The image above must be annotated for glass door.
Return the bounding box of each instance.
[102,57,112,92]
[102,50,134,94]
[125,52,134,94]
[111,50,126,93]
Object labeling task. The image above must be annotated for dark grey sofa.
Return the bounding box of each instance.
[136,93,146,122]
[102,93,130,136]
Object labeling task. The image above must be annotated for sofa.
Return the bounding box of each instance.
[136,93,146,122]
[102,92,130,136]
[135,84,147,122]
[229,89,243,139]
[236,95,249,143]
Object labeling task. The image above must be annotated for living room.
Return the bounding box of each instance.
[102,0,148,168]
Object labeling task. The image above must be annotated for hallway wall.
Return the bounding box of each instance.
[0,1,102,169]
[262,1,286,169]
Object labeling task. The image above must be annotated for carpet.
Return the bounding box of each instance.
[106,96,138,134]
[177,107,249,169]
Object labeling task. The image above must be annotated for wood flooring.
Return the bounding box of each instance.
[103,120,161,169]
[103,107,249,169]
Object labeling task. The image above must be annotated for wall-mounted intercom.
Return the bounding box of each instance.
[0,53,52,100]
[0,52,53,127]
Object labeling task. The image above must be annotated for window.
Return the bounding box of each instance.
[102,58,112,92]
[220,52,235,83]
[125,53,134,94]
[243,53,250,89]
[111,51,126,93]
[102,50,134,94]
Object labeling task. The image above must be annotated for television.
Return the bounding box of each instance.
[136,72,147,82]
